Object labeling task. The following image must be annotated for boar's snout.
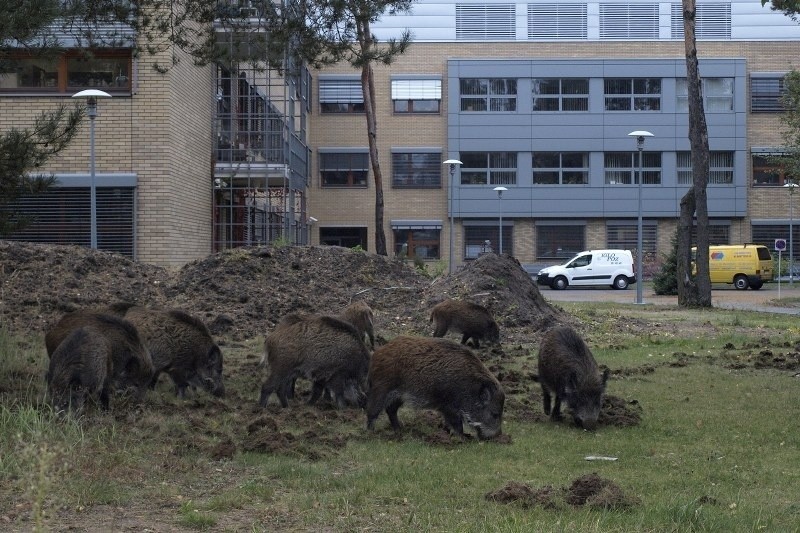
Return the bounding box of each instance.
[206,377,225,397]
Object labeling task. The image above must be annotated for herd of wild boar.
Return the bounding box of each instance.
[44,297,611,437]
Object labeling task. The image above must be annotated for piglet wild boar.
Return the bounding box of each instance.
[535,325,609,430]
[46,326,113,414]
[366,336,505,440]
[45,310,153,400]
[430,299,500,348]
[338,301,375,348]
[122,306,225,398]
[259,313,370,409]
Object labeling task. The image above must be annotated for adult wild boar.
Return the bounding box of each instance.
[259,314,370,409]
[46,326,113,414]
[338,301,375,348]
[430,299,500,348]
[45,310,153,400]
[122,306,225,398]
[535,325,609,430]
[366,336,505,440]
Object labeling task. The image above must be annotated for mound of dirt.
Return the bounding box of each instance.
[1,241,565,342]
[599,395,643,427]
[486,473,640,510]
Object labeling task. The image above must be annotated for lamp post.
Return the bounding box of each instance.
[785,180,799,284]
[72,89,112,249]
[443,159,462,273]
[493,186,508,254]
[628,130,654,304]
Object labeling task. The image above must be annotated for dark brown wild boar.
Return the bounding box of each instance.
[259,314,370,408]
[338,301,375,348]
[45,310,153,399]
[430,299,500,347]
[535,325,609,430]
[366,336,505,440]
[46,327,113,414]
[122,306,225,398]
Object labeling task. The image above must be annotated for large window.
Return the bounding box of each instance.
[752,224,799,262]
[464,225,513,259]
[533,152,589,185]
[604,78,661,111]
[320,227,368,249]
[676,78,734,112]
[604,152,662,185]
[392,79,441,113]
[536,224,585,260]
[0,50,132,94]
[392,151,441,188]
[318,78,364,113]
[319,152,369,187]
[460,152,517,185]
[750,75,786,113]
[460,78,517,112]
[677,152,735,185]
[606,222,657,253]
[691,223,730,245]
[532,78,589,111]
[393,226,441,259]
[752,154,794,187]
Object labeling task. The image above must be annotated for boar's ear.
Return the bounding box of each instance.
[601,367,610,387]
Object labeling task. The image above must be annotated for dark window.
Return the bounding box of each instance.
[752,155,794,187]
[464,225,513,259]
[690,224,730,245]
[604,78,661,111]
[319,78,364,114]
[750,76,786,113]
[677,152,734,185]
[532,78,589,111]
[392,152,441,188]
[460,78,517,112]
[391,79,441,114]
[533,152,589,184]
[606,223,657,253]
[319,227,368,250]
[0,50,133,94]
[604,152,662,185]
[320,152,369,187]
[752,225,799,262]
[536,225,585,260]
[460,152,517,185]
[393,228,441,259]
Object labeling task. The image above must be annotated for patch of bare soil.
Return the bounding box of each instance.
[485,473,640,510]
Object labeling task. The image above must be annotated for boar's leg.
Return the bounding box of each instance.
[365,395,385,430]
[259,373,289,408]
[307,380,326,405]
[385,399,404,432]
[432,321,448,338]
[541,388,553,416]
[439,407,466,438]
[550,394,564,421]
[99,385,111,411]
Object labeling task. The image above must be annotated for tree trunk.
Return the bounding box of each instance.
[361,61,387,255]
[679,0,712,307]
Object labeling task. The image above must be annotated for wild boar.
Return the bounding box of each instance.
[259,314,370,409]
[122,306,225,398]
[430,299,500,348]
[535,325,610,430]
[46,326,113,414]
[338,301,375,348]
[366,336,505,440]
[45,310,153,399]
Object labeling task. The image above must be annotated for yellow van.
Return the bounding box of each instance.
[692,244,773,290]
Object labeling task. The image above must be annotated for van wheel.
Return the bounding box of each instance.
[733,275,749,290]
[750,281,763,290]
[551,276,568,290]
[612,276,629,290]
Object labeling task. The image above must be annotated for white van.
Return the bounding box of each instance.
[536,249,636,290]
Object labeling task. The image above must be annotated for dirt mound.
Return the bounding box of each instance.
[1,241,565,343]
[599,395,643,427]
[486,473,639,510]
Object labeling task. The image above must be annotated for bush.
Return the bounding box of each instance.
[653,232,678,295]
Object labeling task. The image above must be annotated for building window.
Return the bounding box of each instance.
[533,152,589,184]
[750,75,786,113]
[752,154,794,186]
[460,152,517,185]
[604,78,661,111]
[318,78,364,113]
[670,3,731,40]
[319,152,369,187]
[677,152,735,185]
[0,50,132,94]
[752,224,799,261]
[536,224,585,260]
[455,3,516,40]
[464,225,513,259]
[604,152,662,185]
[393,226,441,259]
[599,3,659,39]
[460,78,517,112]
[606,222,657,253]
[676,78,734,112]
[532,78,589,111]
[319,227,368,249]
[528,3,588,39]
[691,223,730,245]
[391,79,441,113]
[392,151,441,188]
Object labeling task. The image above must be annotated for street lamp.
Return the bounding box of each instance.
[628,130,654,304]
[443,159,462,273]
[493,186,508,254]
[785,180,799,284]
[72,89,112,249]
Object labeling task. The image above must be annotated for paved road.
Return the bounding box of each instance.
[540,282,800,315]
